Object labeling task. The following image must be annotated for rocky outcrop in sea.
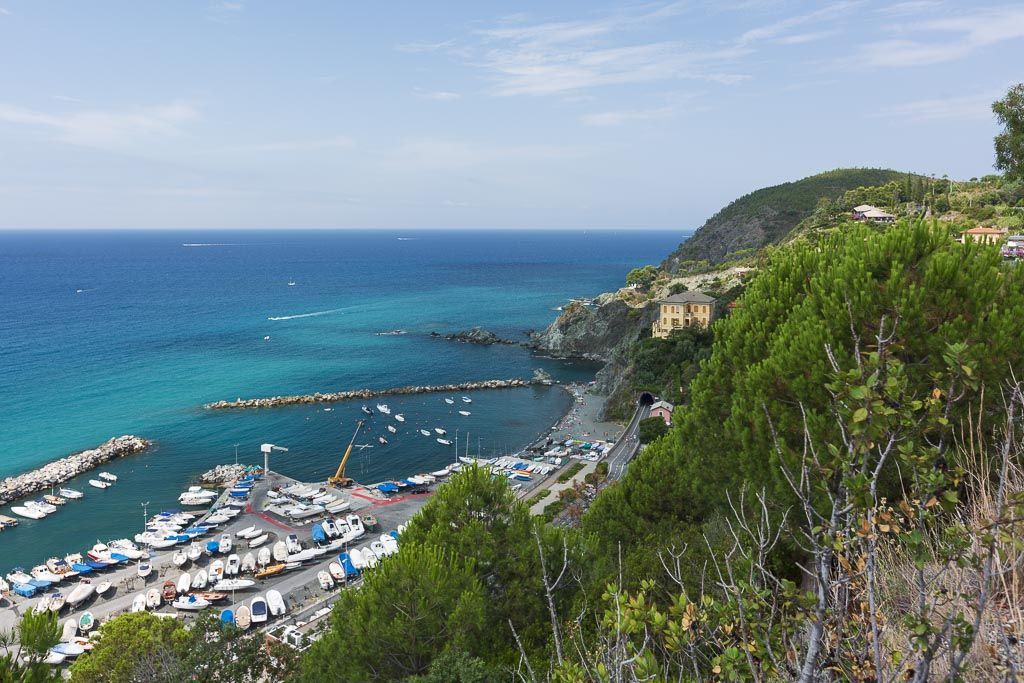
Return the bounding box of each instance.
[433,327,522,346]
[0,435,151,506]
[205,378,538,410]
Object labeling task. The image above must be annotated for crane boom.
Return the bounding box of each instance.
[328,420,364,487]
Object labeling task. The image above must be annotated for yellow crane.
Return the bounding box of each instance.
[328,419,365,488]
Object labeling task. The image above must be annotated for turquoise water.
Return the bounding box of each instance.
[0,229,682,571]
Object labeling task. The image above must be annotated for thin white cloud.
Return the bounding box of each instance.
[876,91,999,121]
[875,1,942,16]
[581,106,674,126]
[468,3,749,96]
[737,1,860,45]
[776,30,838,45]
[396,40,455,53]
[860,6,1024,66]
[0,8,11,16]
[417,89,462,101]
[0,100,200,148]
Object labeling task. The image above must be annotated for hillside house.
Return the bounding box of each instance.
[960,226,1007,245]
[651,291,716,339]
[1001,235,1024,259]
[650,400,674,426]
[852,204,895,223]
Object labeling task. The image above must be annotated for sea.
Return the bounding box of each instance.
[0,229,683,573]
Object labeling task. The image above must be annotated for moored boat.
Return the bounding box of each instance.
[317,571,334,590]
[162,580,177,602]
[437,438,452,445]
[266,589,287,616]
[250,595,268,623]
[138,562,152,578]
[131,593,147,612]
[59,488,84,499]
[212,578,255,591]
[95,581,112,597]
[11,506,46,520]
[419,429,432,436]
[249,533,269,548]
[146,588,162,609]
[394,414,405,422]
[172,594,209,611]
[235,605,251,629]
[98,472,117,482]
[176,572,191,594]
[459,410,471,416]
[66,580,95,607]
[78,612,95,632]
[192,568,208,590]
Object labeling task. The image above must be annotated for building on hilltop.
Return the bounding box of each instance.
[960,226,1008,245]
[649,400,674,426]
[651,291,716,338]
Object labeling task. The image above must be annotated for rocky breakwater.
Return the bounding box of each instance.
[205,378,537,410]
[432,327,524,346]
[0,435,151,506]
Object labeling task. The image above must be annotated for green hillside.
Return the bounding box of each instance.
[663,167,915,270]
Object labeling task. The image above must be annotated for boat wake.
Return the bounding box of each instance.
[267,307,349,321]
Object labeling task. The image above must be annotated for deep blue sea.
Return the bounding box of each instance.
[0,229,682,572]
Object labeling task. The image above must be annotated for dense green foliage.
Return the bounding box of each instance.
[630,326,713,407]
[994,83,1024,181]
[0,609,61,683]
[637,416,668,443]
[68,611,295,683]
[300,544,488,681]
[663,167,912,269]
[625,265,659,288]
[586,219,1024,583]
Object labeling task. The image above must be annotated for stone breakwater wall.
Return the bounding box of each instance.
[0,435,151,506]
[205,378,538,410]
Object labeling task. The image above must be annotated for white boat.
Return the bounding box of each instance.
[431,469,451,478]
[213,578,255,591]
[171,550,188,567]
[328,562,346,581]
[285,534,302,554]
[219,508,241,518]
[59,488,84,499]
[250,595,268,623]
[375,404,391,415]
[46,557,78,579]
[31,566,63,583]
[317,571,334,590]
[172,595,210,611]
[131,593,147,613]
[11,506,45,520]
[176,573,191,594]
[225,554,240,576]
[257,547,271,567]
[461,396,472,403]
[88,480,110,490]
[192,568,208,589]
[444,397,455,405]
[218,534,232,554]
[434,427,446,435]
[419,429,432,437]
[381,534,399,555]
[61,618,78,642]
[437,438,452,446]
[206,513,231,524]
[272,541,289,562]
[285,504,324,520]
[66,580,95,607]
[249,534,269,548]
[95,581,112,596]
[187,542,202,562]
[266,589,286,616]
[49,592,66,612]
[459,410,471,416]
[109,539,144,559]
[137,562,152,578]
[38,595,53,612]
[394,414,405,422]
[363,549,379,568]
[29,500,57,514]
[179,493,217,506]
[286,549,317,563]
[369,540,387,559]
[235,605,251,630]
[98,472,117,482]
[241,552,256,573]
[326,500,351,513]
[44,651,66,666]
[386,424,397,433]
[210,559,225,581]
[346,514,365,538]
[235,525,257,539]
[349,548,366,569]
[146,588,162,609]
[378,436,388,445]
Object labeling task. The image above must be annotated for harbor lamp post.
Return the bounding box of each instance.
[141,500,150,534]
[261,443,289,477]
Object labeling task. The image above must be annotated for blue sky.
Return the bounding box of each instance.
[0,1,1021,230]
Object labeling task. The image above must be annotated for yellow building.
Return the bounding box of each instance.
[651,291,716,339]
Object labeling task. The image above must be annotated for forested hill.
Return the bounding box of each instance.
[662,167,912,271]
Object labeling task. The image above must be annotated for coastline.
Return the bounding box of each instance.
[0,435,150,507]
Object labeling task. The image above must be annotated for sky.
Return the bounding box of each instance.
[0,1,1021,230]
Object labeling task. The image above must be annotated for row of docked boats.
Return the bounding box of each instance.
[219,590,287,629]
[271,483,350,520]
[9,485,89,521]
[6,537,150,603]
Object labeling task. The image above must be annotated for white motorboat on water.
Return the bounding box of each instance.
[386,424,397,433]
[462,396,472,403]
[437,438,452,446]
[375,404,391,415]
[361,405,373,416]
[394,414,405,422]
[88,480,110,490]
[250,595,268,623]
[11,506,46,520]
[59,488,84,499]
[266,589,286,616]
[434,427,446,435]
[98,472,117,483]
[179,493,217,506]
[131,593,147,612]
[419,429,432,437]
[249,534,269,548]
[459,410,471,416]
[192,568,208,590]
[378,436,388,445]
[444,397,455,405]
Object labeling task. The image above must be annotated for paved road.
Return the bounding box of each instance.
[606,401,649,480]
